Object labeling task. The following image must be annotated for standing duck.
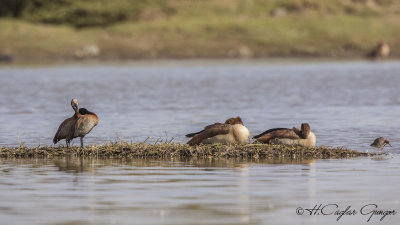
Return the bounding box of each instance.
[186,116,250,146]
[53,99,81,147]
[67,107,98,148]
[254,123,316,147]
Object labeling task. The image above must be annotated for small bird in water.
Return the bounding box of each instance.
[53,99,81,148]
[67,107,98,148]
[370,137,392,151]
[186,116,250,146]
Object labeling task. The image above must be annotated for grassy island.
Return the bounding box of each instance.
[0,142,378,159]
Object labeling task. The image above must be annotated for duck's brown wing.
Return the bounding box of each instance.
[53,117,74,144]
[185,123,224,137]
[70,114,98,139]
[253,128,287,139]
[254,128,301,143]
[187,123,231,146]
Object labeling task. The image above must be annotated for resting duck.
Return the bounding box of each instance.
[253,123,316,147]
[67,107,98,148]
[53,99,81,148]
[186,116,250,146]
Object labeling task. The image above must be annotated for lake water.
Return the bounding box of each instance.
[0,60,399,224]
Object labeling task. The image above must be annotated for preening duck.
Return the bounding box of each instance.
[67,107,98,148]
[53,99,81,147]
[186,116,250,146]
[253,123,316,147]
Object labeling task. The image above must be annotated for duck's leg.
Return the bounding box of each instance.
[66,139,69,148]
[80,137,84,148]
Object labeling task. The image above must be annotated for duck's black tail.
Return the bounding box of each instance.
[185,130,204,138]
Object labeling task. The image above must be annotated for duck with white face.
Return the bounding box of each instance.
[253,123,316,147]
[186,116,250,146]
[53,99,81,148]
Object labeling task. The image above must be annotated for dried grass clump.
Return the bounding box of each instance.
[0,141,378,159]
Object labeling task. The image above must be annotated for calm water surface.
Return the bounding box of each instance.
[0,60,399,224]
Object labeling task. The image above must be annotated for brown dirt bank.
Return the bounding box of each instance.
[1,12,400,63]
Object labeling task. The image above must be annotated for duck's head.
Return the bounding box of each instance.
[71,99,79,110]
[301,123,311,138]
[225,116,243,125]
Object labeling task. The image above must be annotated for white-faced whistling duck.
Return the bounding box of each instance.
[53,99,81,148]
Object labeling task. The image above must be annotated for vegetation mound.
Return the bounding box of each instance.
[0,142,377,159]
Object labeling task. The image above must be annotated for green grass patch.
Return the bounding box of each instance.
[1,0,400,60]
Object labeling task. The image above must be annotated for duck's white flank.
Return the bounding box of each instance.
[232,124,250,144]
[270,131,316,147]
[202,124,249,145]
